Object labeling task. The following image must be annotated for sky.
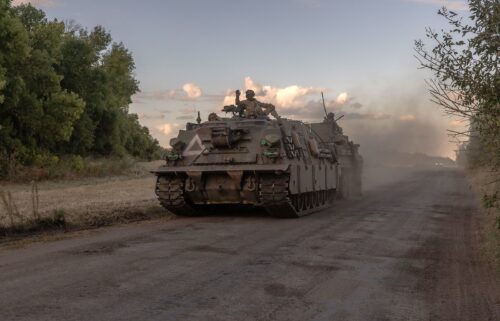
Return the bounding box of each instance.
[14,0,470,159]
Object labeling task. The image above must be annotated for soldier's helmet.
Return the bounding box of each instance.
[245,89,256,99]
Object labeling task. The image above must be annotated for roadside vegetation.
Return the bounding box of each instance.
[0,180,68,235]
[4,155,137,182]
[415,0,499,213]
[0,0,164,181]
[467,169,500,274]
[415,0,499,270]
[0,161,168,239]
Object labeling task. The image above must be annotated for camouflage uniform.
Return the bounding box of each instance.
[208,112,221,121]
[236,90,279,119]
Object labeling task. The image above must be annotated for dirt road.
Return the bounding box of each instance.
[0,169,498,321]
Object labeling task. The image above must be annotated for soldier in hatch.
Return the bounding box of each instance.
[235,89,280,119]
[208,112,221,121]
[325,112,335,122]
[324,112,343,134]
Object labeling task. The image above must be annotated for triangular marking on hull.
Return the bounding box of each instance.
[183,135,204,156]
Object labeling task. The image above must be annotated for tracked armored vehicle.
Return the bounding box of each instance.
[153,93,362,218]
[311,112,363,199]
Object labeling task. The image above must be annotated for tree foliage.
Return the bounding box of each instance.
[0,1,161,177]
[414,0,499,171]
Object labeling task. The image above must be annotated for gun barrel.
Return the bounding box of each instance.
[321,92,328,117]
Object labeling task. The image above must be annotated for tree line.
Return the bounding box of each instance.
[0,0,162,178]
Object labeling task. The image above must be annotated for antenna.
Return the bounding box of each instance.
[321,92,328,117]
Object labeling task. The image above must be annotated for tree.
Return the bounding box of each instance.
[1,3,86,159]
[1,1,84,166]
[414,0,499,171]
[0,0,30,175]
[0,1,162,178]
[57,28,142,156]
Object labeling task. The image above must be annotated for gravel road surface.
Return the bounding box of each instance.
[0,169,498,321]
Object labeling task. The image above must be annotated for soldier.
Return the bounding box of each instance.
[208,112,221,121]
[324,112,342,133]
[235,89,280,119]
[325,112,335,122]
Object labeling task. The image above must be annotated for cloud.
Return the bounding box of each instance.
[276,85,319,107]
[399,114,417,121]
[405,0,468,11]
[223,77,325,110]
[134,90,178,101]
[182,83,202,99]
[220,77,371,121]
[335,92,349,105]
[12,0,58,7]
[176,115,195,120]
[137,113,165,120]
[244,77,265,96]
[134,83,224,103]
[156,123,180,136]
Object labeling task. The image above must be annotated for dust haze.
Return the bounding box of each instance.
[320,78,458,191]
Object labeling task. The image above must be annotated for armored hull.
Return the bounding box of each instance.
[153,115,361,218]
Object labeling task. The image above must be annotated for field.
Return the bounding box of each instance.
[0,161,168,235]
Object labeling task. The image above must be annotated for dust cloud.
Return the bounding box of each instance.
[324,78,458,191]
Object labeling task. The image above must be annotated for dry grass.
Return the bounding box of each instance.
[0,161,170,238]
[4,156,154,183]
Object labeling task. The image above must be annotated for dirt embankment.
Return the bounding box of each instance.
[0,161,170,236]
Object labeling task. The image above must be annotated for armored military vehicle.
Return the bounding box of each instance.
[153,92,362,217]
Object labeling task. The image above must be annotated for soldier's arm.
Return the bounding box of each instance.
[258,102,274,108]
[259,102,276,114]
[235,90,242,106]
[259,102,280,119]
[222,105,236,113]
